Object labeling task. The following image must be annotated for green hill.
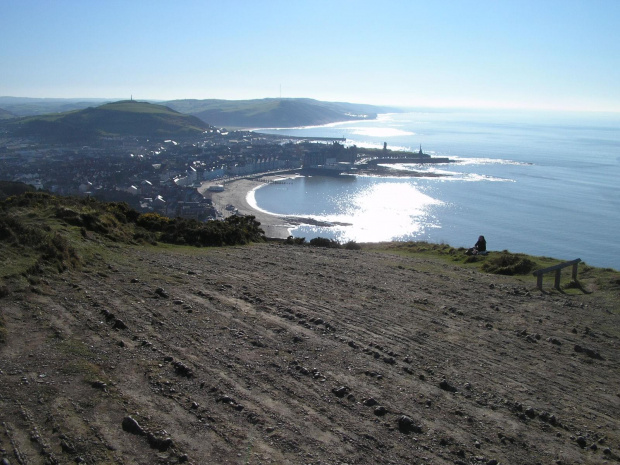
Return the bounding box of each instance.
[165,98,397,128]
[7,100,211,142]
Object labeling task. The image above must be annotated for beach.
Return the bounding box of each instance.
[198,175,295,239]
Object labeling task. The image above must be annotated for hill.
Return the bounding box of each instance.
[164,98,397,128]
[0,193,619,464]
[0,97,113,117]
[7,100,212,142]
[0,107,17,120]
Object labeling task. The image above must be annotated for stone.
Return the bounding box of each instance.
[374,406,388,416]
[397,415,421,433]
[122,416,145,436]
[439,379,457,392]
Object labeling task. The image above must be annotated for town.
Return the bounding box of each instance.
[0,122,447,221]
[0,127,330,220]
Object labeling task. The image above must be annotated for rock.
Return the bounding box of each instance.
[91,380,107,390]
[173,361,194,377]
[525,407,536,418]
[576,436,587,447]
[155,288,169,298]
[374,406,388,416]
[487,460,499,465]
[397,415,421,433]
[60,439,76,453]
[574,345,603,359]
[112,319,127,330]
[439,379,457,392]
[122,416,145,435]
[363,397,378,407]
[332,386,348,398]
[147,432,173,451]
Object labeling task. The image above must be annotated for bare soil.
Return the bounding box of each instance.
[0,242,619,465]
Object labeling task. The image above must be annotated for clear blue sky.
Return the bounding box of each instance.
[2,0,619,111]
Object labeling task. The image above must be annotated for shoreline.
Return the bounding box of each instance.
[198,174,296,239]
[197,166,447,240]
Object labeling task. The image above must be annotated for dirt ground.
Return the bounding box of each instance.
[0,242,619,464]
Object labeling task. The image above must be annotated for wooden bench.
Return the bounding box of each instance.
[532,258,581,290]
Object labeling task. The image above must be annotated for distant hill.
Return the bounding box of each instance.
[6,100,212,142]
[164,98,399,128]
[0,97,113,117]
[0,108,17,120]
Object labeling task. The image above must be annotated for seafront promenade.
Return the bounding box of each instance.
[198,175,295,239]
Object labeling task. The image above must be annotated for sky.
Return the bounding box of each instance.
[1,0,620,112]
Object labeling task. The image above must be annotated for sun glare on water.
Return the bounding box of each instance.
[327,182,443,243]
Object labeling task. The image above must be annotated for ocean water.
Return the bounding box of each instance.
[251,110,620,269]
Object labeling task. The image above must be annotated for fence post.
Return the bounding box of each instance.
[572,262,579,281]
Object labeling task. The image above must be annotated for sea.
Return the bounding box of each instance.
[250,110,620,270]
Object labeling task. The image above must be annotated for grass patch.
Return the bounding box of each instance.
[59,359,101,380]
[56,338,96,358]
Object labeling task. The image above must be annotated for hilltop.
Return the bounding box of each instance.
[163,98,395,128]
[5,100,212,142]
[0,193,619,464]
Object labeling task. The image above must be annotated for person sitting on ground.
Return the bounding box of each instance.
[466,235,487,255]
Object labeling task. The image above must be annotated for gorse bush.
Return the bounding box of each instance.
[482,251,537,275]
[309,237,341,248]
[1,192,266,262]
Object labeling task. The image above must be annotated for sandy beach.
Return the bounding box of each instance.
[198,174,296,239]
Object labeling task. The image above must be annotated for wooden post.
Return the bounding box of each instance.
[554,269,562,290]
[536,274,543,290]
[572,262,579,281]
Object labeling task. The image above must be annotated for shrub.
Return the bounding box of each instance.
[482,251,536,275]
[285,236,306,245]
[137,212,172,231]
[344,241,361,250]
[309,237,341,249]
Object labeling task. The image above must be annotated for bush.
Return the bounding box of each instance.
[137,212,172,231]
[285,236,306,245]
[482,251,536,275]
[344,241,361,250]
[309,237,341,249]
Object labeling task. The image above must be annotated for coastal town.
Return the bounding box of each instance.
[0,123,449,224]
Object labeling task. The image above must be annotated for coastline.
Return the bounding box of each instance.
[198,175,296,239]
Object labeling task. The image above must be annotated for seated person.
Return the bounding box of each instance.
[466,235,487,255]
